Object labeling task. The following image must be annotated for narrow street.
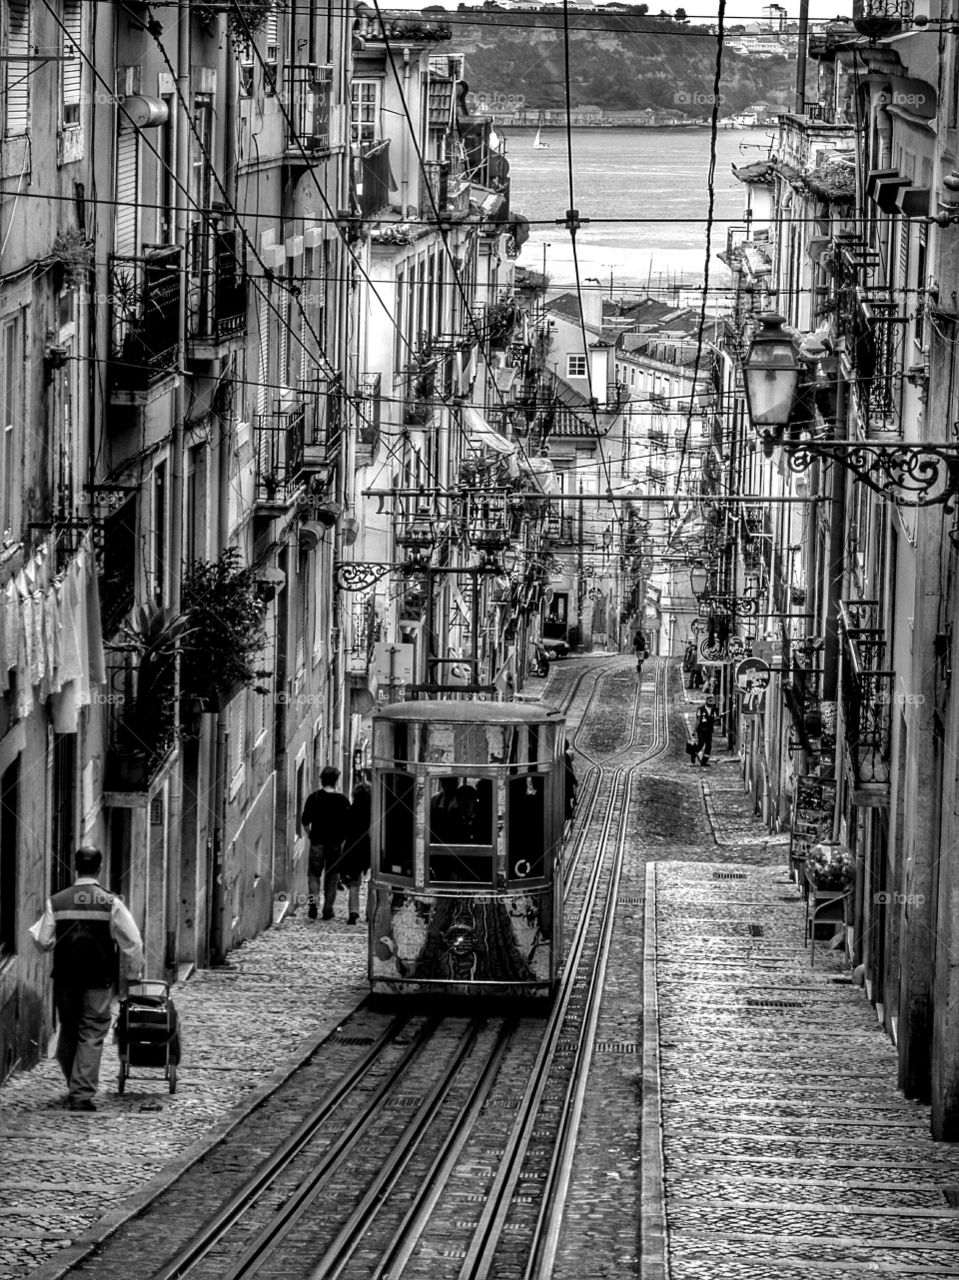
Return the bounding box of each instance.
[2,657,953,1279]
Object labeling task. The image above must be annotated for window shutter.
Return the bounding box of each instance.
[62,1,83,123]
[5,0,31,137]
[257,293,269,415]
[295,554,308,673]
[114,125,139,256]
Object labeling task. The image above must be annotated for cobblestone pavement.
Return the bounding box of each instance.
[646,856,959,1279]
[0,906,367,1280]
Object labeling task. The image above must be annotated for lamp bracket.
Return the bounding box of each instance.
[784,438,959,508]
[334,561,394,591]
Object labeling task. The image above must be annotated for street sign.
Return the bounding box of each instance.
[735,657,771,715]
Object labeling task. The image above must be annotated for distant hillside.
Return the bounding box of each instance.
[424,8,799,119]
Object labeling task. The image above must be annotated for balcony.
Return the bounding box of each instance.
[103,646,177,796]
[420,157,471,221]
[299,377,341,477]
[838,601,894,804]
[852,289,907,435]
[108,247,182,399]
[188,225,247,355]
[284,64,332,159]
[355,372,382,465]
[853,0,911,37]
[254,401,306,509]
[399,365,436,426]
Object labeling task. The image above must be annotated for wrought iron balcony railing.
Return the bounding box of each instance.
[839,600,894,794]
[254,401,306,506]
[850,288,907,435]
[108,246,182,392]
[188,224,247,346]
[285,64,332,155]
[356,372,382,453]
[853,0,911,36]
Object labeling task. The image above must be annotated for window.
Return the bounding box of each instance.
[61,0,83,128]
[428,775,494,884]
[238,41,254,97]
[0,310,24,542]
[185,444,207,565]
[264,11,278,95]
[508,775,547,882]
[0,759,18,958]
[158,94,175,242]
[379,773,415,879]
[567,353,587,378]
[294,550,308,676]
[3,0,30,138]
[351,79,381,148]
[114,120,140,256]
[229,696,246,795]
[152,460,167,605]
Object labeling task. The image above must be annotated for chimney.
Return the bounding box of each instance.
[581,289,603,333]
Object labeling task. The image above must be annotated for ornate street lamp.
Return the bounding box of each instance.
[741,313,803,430]
[689,564,709,598]
[740,312,959,507]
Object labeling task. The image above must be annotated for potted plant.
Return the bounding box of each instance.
[805,842,854,890]
[179,549,268,710]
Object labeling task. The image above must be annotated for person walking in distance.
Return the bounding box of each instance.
[340,780,372,925]
[29,847,143,1111]
[633,629,647,676]
[694,693,719,767]
[301,765,352,920]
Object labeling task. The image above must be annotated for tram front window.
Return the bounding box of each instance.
[380,772,415,880]
[428,775,494,884]
[508,775,546,882]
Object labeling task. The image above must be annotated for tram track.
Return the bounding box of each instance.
[68,658,668,1280]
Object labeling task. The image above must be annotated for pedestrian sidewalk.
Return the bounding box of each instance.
[0,909,368,1280]
[642,857,959,1279]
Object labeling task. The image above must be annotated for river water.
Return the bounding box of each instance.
[506,125,774,300]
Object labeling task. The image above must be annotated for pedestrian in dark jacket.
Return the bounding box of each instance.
[563,739,578,825]
[694,694,719,766]
[29,847,143,1110]
[340,782,372,925]
[633,630,647,675]
[301,765,351,920]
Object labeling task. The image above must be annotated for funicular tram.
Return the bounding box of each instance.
[368,700,566,998]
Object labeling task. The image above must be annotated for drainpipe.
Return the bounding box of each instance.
[165,0,190,977]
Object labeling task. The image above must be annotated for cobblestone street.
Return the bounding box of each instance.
[0,915,367,1280]
[3,659,958,1279]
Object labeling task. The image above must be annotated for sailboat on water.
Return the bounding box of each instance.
[533,126,549,149]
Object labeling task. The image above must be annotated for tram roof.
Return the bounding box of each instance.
[374,700,563,725]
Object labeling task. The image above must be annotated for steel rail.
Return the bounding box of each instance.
[367,1018,518,1280]
[210,1018,444,1280]
[307,1017,500,1280]
[527,654,672,1276]
[456,759,628,1278]
[150,1015,411,1280]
